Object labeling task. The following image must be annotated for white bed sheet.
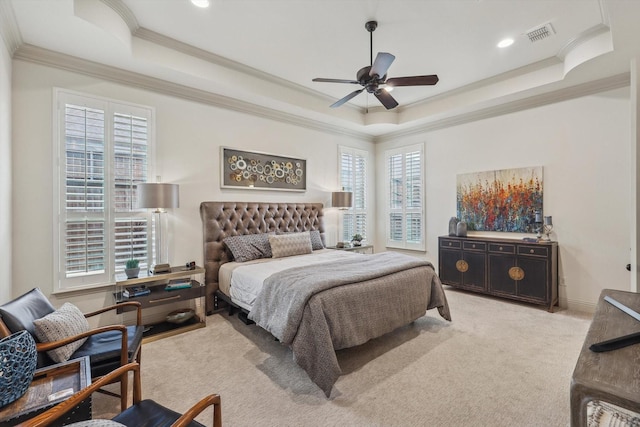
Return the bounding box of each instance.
[219,249,362,310]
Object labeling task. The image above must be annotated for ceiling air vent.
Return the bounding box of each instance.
[525,23,555,43]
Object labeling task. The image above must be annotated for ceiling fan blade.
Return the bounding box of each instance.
[330,88,365,108]
[369,52,395,78]
[374,89,399,110]
[313,78,360,84]
[385,75,439,87]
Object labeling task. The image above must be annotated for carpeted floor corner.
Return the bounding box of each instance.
[93,288,592,426]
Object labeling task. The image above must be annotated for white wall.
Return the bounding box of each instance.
[10,60,374,319]
[10,57,633,315]
[0,38,11,304]
[376,88,631,311]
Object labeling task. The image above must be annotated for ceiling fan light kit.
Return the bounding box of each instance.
[313,20,439,110]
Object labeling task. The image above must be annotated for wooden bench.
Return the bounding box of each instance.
[570,289,640,426]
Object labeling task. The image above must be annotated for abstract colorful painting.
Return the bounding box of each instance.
[456,166,543,233]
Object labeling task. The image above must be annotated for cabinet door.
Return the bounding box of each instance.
[439,249,462,285]
[488,253,517,296]
[517,257,547,302]
[462,251,486,291]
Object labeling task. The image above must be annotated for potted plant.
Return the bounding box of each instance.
[351,234,364,247]
[125,259,140,279]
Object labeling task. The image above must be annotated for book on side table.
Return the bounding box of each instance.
[165,279,193,291]
[123,285,150,298]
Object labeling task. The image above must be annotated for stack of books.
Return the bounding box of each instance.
[122,285,150,298]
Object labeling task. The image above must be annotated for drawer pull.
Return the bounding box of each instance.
[149,295,181,304]
[472,244,476,248]
[509,267,525,281]
[530,249,535,254]
[499,246,503,251]
[449,242,452,246]
[456,260,469,273]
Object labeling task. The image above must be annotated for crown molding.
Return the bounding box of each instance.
[374,72,630,143]
[99,0,139,32]
[133,27,360,114]
[13,43,629,145]
[0,0,22,55]
[557,23,610,60]
[13,44,371,141]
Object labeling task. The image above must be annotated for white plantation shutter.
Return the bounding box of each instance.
[385,144,425,250]
[339,146,368,242]
[56,91,153,291]
[63,104,106,276]
[112,113,150,273]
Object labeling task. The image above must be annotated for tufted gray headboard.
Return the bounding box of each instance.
[199,201,325,313]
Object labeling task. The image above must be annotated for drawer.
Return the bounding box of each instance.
[518,245,548,257]
[463,241,486,251]
[440,239,461,249]
[488,243,515,254]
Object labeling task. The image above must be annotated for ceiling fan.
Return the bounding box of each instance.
[312,20,439,110]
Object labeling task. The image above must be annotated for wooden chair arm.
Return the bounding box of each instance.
[171,394,222,427]
[17,363,141,427]
[84,301,142,326]
[37,324,129,366]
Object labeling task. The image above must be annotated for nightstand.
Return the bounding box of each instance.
[327,244,374,254]
[115,265,206,342]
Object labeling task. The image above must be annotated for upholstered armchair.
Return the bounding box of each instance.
[18,363,222,427]
[0,288,144,411]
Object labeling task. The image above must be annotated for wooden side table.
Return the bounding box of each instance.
[570,289,640,426]
[0,356,92,426]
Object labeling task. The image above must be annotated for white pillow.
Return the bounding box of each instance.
[269,232,313,258]
[33,302,90,363]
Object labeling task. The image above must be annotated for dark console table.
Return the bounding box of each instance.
[570,289,640,426]
[438,235,558,311]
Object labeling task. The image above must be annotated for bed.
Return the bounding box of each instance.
[200,201,451,396]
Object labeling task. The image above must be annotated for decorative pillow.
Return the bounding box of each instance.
[309,230,324,250]
[33,302,90,363]
[269,232,313,258]
[224,233,272,262]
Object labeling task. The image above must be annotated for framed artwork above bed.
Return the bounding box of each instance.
[220,147,307,192]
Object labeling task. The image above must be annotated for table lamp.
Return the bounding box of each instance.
[332,190,353,247]
[136,183,179,266]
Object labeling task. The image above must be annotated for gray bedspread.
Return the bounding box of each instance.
[248,252,451,396]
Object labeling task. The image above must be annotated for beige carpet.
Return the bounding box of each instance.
[93,288,592,426]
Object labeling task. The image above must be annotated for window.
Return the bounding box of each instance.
[338,146,368,242]
[54,90,154,291]
[385,144,425,250]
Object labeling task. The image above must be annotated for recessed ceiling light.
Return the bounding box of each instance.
[497,38,514,48]
[191,0,210,8]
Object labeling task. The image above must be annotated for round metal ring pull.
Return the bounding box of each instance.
[509,266,525,281]
[455,260,469,273]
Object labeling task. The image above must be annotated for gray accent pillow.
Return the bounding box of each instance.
[224,233,273,262]
[33,302,90,363]
[309,230,324,250]
[269,232,313,258]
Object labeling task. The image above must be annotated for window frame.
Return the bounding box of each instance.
[53,89,155,292]
[338,145,369,243]
[384,143,425,251]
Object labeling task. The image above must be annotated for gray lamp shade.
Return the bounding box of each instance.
[332,191,353,209]
[136,183,179,209]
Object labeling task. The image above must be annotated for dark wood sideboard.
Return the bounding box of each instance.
[438,235,558,311]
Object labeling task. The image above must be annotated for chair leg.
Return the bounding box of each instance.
[120,370,128,411]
